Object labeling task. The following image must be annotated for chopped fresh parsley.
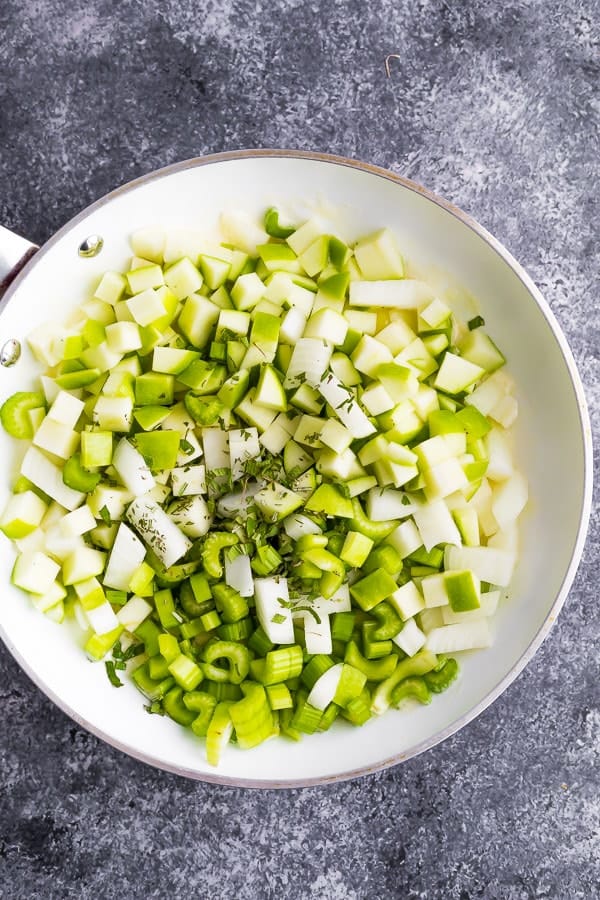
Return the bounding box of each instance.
[468,315,485,330]
[180,438,195,455]
[293,605,322,624]
[105,660,123,688]
[99,505,111,526]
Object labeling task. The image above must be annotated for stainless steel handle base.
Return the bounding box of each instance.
[0,225,38,299]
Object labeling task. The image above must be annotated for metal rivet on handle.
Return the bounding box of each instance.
[0,338,21,367]
[78,234,104,257]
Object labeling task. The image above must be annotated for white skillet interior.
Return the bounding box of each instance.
[0,153,591,786]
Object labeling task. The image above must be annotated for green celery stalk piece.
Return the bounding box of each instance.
[133,430,181,471]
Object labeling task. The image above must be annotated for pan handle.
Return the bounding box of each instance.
[0,225,39,299]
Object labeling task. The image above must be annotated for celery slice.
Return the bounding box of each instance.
[1,392,46,439]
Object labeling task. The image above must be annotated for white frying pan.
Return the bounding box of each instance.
[0,150,592,787]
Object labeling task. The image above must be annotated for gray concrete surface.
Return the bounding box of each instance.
[0,1,598,897]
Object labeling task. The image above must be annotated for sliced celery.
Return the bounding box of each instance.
[202,640,250,685]
[62,454,101,493]
[0,392,46,440]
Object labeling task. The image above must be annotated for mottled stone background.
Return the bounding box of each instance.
[0,1,598,898]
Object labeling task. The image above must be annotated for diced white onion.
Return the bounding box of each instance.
[491,472,528,530]
[283,514,322,540]
[392,617,426,656]
[366,488,420,521]
[284,338,333,389]
[103,523,147,591]
[444,545,516,587]
[127,495,191,568]
[229,427,261,480]
[113,438,156,496]
[21,446,84,511]
[316,372,376,439]
[307,663,344,711]
[349,280,433,308]
[225,554,254,597]
[413,499,462,551]
[254,576,294,644]
[86,601,120,636]
[303,609,333,655]
[117,595,153,631]
[217,483,264,518]
[425,620,492,653]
